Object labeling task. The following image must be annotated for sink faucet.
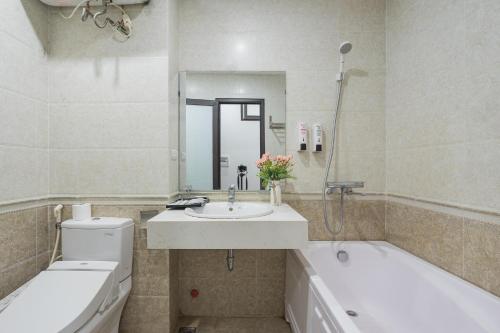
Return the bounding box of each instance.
[228,184,236,204]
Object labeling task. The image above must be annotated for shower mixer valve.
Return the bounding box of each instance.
[325,181,364,195]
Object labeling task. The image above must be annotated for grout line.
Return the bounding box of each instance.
[0,144,48,150]
[35,207,38,272]
[0,86,47,104]
[48,147,172,151]
[48,101,170,105]
[0,29,46,58]
[0,255,37,275]
[384,196,388,241]
[462,217,465,278]
[385,139,500,151]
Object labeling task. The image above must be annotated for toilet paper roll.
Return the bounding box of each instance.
[72,203,91,221]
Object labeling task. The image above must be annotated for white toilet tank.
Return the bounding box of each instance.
[61,217,134,282]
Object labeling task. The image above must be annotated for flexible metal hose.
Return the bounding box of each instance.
[322,77,345,235]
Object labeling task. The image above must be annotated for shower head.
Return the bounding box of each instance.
[337,41,352,80]
[339,41,352,54]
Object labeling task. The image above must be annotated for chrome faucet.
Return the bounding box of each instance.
[228,184,236,203]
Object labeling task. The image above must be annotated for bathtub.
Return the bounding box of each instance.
[285,241,500,333]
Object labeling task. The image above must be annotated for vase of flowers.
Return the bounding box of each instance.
[269,180,282,206]
[256,153,294,206]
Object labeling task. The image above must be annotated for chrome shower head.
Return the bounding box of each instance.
[339,41,352,54]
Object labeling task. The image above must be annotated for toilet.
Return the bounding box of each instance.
[0,217,134,333]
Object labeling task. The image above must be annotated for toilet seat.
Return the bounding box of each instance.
[0,261,119,333]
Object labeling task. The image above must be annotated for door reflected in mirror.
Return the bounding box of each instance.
[179,72,286,192]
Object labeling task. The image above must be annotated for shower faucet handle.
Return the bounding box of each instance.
[326,181,364,194]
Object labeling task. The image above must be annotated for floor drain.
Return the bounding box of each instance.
[346,310,358,317]
[179,328,197,333]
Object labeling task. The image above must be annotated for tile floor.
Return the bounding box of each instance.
[177,316,292,333]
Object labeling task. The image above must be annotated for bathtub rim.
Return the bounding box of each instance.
[287,245,361,333]
[295,240,499,302]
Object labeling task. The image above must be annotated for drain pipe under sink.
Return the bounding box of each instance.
[226,249,235,272]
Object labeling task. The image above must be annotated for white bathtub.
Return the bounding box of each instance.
[285,241,500,333]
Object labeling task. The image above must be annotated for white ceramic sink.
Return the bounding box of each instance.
[185,202,274,219]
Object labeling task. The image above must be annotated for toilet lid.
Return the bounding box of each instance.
[0,270,113,333]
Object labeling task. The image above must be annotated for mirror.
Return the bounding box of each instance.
[179,71,286,192]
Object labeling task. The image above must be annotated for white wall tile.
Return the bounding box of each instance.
[0,0,48,53]
[0,3,49,204]
[47,1,178,197]
[337,112,385,153]
[48,149,80,195]
[386,0,500,211]
[48,56,169,103]
[49,103,169,149]
[0,32,48,101]
[179,0,386,194]
[49,149,170,196]
[463,141,500,211]
[0,90,41,147]
[0,147,47,202]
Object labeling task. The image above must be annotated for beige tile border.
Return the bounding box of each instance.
[0,197,49,215]
[1,192,499,224]
[386,194,500,225]
[0,194,178,214]
[48,194,178,206]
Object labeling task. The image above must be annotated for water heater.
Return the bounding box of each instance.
[39,0,148,6]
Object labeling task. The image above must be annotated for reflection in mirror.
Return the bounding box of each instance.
[179,72,286,192]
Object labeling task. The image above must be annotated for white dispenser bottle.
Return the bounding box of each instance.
[312,123,323,152]
[298,122,307,151]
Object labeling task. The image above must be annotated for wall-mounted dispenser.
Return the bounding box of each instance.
[298,122,307,151]
[312,123,323,152]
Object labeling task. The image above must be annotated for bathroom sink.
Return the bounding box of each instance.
[147,203,308,249]
[185,202,273,219]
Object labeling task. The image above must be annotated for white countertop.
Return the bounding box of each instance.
[149,203,307,223]
[147,203,308,249]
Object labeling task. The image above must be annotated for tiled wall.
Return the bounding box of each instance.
[178,249,286,317]
[386,200,500,297]
[167,0,180,195]
[0,206,49,299]
[0,1,49,205]
[288,197,385,241]
[0,0,50,308]
[176,0,387,316]
[384,0,500,297]
[177,197,385,318]
[178,0,386,194]
[47,0,177,197]
[1,1,498,332]
[385,0,500,212]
